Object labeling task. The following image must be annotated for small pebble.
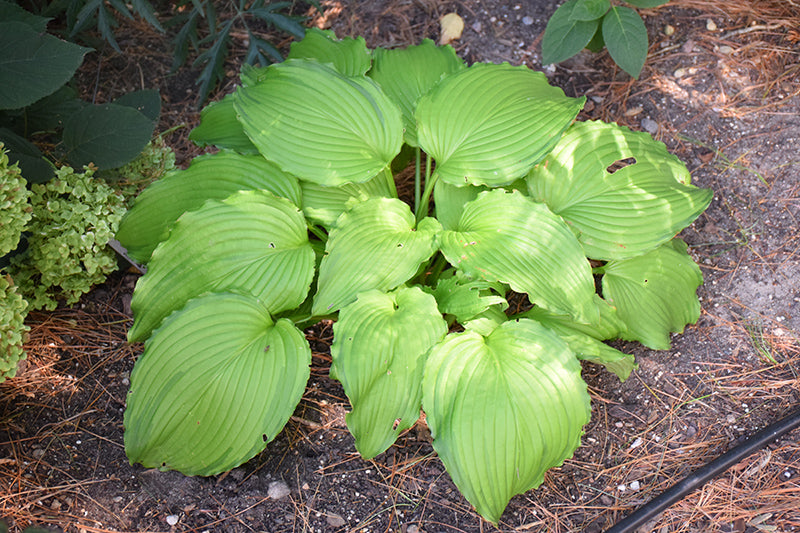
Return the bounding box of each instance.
[471,21,482,33]
[166,515,179,526]
[673,67,687,78]
[268,480,291,500]
[664,24,675,36]
[522,15,533,25]
[326,513,346,528]
[624,106,643,117]
[629,480,641,491]
[641,118,659,134]
[718,45,734,55]
[706,19,717,31]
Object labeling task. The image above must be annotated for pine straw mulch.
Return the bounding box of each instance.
[2,0,800,531]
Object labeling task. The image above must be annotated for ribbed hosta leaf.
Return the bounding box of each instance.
[124,292,310,476]
[433,180,486,231]
[128,191,314,342]
[369,40,465,146]
[422,319,591,523]
[416,63,585,187]
[287,28,371,77]
[234,60,403,186]
[528,121,712,260]
[312,198,441,316]
[428,272,508,323]
[601,239,703,350]
[116,151,301,263]
[331,287,447,458]
[439,189,597,324]
[188,94,257,154]
[301,174,394,228]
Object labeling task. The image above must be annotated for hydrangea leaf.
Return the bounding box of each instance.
[601,239,703,350]
[128,191,314,342]
[234,60,403,186]
[116,151,301,263]
[541,0,600,65]
[124,292,310,476]
[189,94,258,154]
[416,63,585,187]
[439,189,597,324]
[602,6,648,78]
[286,28,371,77]
[528,121,712,260]
[369,40,465,146]
[423,319,591,524]
[301,174,394,228]
[312,198,441,316]
[330,287,447,459]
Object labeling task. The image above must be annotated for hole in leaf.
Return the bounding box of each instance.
[262,434,268,442]
[606,157,637,174]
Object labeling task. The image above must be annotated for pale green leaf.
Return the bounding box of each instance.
[234,60,403,186]
[601,239,703,350]
[287,28,371,77]
[124,292,310,476]
[331,287,447,458]
[428,271,508,323]
[0,22,90,110]
[312,198,441,315]
[439,189,597,324]
[433,180,485,231]
[189,94,258,153]
[602,6,648,78]
[541,0,600,65]
[416,62,585,187]
[301,173,394,228]
[369,40,465,146]
[528,121,712,260]
[423,319,591,523]
[128,191,314,342]
[116,150,301,263]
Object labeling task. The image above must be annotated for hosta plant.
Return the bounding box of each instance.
[117,29,712,523]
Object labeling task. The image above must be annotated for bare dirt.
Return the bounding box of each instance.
[1,1,799,532]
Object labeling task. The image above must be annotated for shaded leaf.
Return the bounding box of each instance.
[189,94,258,153]
[128,191,314,342]
[331,287,446,458]
[571,0,611,20]
[427,271,508,323]
[301,174,393,228]
[312,198,440,315]
[541,0,599,64]
[114,89,161,122]
[116,151,301,263]
[287,28,371,77]
[124,292,310,476]
[423,319,590,523]
[602,6,648,78]
[416,63,585,187]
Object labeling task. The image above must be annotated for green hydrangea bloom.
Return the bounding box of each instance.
[9,166,126,310]
[0,274,29,383]
[0,146,33,256]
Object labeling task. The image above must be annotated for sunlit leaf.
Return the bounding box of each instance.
[189,94,258,153]
[124,292,310,476]
[287,28,371,76]
[331,287,447,458]
[423,319,590,523]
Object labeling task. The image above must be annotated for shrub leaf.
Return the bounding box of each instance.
[541,0,599,65]
[602,6,648,78]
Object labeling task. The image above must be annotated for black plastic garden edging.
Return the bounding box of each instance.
[605,407,800,533]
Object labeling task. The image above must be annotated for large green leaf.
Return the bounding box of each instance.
[369,40,465,146]
[0,1,51,32]
[128,191,314,342]
[601,239,703,350]
[124,292,311,476]
[422,319,591,523]
[189,94,258,154]
[416,62,585,187]
[602,6,648,78]
[528,121,712,260]
[541,0,600,65]
[286,28,371,77]
[234,59,403,186]
[0,21,90,110]
[62,103,155,169]
[439,189,597,324]
[312,198,441,316]
[116,150,301,263]
[330,287,447,459]
[301,174,394,228]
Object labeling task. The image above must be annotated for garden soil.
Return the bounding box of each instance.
[1,1,799,532]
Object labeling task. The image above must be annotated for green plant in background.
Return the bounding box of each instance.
[170,0,320,104]
[543,0,669,79]
[7,165,126,311]
[104,136,177,204]
[0,0,160,183]
[117,29,712,523]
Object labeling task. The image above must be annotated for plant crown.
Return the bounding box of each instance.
[118,29,712,523]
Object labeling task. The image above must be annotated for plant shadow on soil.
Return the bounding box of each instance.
[2,1,800,532]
